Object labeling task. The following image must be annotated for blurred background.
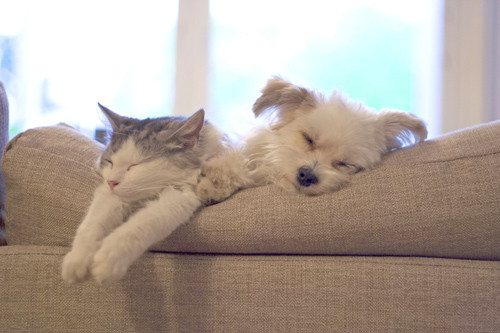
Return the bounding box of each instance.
[0,0,498,140]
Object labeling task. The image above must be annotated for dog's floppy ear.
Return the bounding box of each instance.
[377,109,428,150]
[252,76,321,128]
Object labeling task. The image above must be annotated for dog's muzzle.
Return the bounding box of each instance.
[297,167,318,187]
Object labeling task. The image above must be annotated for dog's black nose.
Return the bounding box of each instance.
[297,167,318,187]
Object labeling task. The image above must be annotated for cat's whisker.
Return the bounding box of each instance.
[118,185,170,193]
[62,105,226,283]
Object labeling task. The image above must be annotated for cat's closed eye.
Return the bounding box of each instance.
[127,163,139,171]
[104,159,113,166]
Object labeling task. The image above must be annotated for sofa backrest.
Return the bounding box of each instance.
[0,81,8,245]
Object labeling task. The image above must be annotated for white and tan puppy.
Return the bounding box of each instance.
[197,77,427,202]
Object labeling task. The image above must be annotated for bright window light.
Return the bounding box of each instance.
[209,0,443,137]
[0,0,177,137]
[0,0,443,139]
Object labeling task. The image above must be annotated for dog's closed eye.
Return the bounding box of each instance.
[332,160,360,173]
[302,132,315,147]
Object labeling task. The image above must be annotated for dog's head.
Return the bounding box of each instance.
[252,77,427,195]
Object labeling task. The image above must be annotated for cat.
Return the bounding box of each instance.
[62,104,226,283]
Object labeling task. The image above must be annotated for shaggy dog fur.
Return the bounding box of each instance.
[196,77,427,202]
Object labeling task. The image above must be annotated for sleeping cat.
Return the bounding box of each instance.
[62,104,226,283]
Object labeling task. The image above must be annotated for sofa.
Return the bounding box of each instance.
[0,82,7,246]
[0,80,498,332]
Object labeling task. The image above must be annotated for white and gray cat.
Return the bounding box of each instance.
[62,104,226,283]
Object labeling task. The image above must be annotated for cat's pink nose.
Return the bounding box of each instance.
[107,180,120,190]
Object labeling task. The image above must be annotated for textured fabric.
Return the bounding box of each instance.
[0,245,498,333]
[4,125,103,247]
[0,81,8,245]
[3,121,500,259]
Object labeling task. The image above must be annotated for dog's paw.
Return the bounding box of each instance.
[197,153,254,204]
[61,248,94,283]
[91,243,133,284]
[196,176,235,205]
[196,160,242,204]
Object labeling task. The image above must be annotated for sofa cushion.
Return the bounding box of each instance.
[3,121,500,259]
[1,245,498,332]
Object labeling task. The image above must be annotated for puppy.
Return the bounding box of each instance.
[196,77,427,202]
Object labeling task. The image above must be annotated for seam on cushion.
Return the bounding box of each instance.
[4,129,30,153]
[5,145,101,172]
[418,150,500,165]
[148,254,500,270]
[5,126,102,153]
[2,249,499,271]
[5,127,64,151]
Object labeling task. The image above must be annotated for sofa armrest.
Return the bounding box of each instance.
[4,119,500,259]
[0,81,8,245]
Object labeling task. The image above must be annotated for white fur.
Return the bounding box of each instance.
[61,184,124,283]
[91,186,200,283]
[100,138,199,202]
[196,77,427,201]
[62,137,203,284]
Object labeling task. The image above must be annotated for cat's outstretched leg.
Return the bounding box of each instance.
[91,186,201,283]
[62,184,123,283]
[196,149,254,204]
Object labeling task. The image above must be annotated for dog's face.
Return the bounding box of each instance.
[252,77,427,195]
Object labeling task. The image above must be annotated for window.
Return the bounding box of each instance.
[0,0,497,140]
[1,0,177,138]
[208,0,443,136]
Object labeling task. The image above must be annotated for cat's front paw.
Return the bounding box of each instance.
[61,248,95,283]
[91,242,134,284]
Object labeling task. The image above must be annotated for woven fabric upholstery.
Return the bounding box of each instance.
[0,81,8,245]
[0,245,498,332]
[3,121,500,259]
[2,120,499,332]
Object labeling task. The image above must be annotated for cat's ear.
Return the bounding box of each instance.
[98,103,127,131]
[173,109,205,148]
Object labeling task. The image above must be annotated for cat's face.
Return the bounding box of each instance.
[98,105,205,202]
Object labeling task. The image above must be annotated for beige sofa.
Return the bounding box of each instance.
[0,81,499,332]
[0,82,7,246]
